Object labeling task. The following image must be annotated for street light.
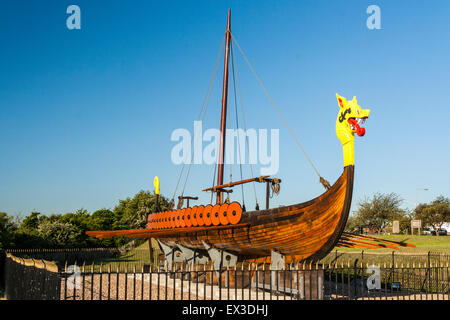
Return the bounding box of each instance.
[410,188,429,236]
[415,187,429,208]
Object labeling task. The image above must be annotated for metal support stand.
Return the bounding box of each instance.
[157,240,184,271]
[271,250,285,290]
[177,244,209,266]
[148,238,154,267]
[271,250,285,270]
[176,244,209,280]
[202,241,237,284]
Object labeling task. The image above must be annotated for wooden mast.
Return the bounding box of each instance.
[217,9,232,204]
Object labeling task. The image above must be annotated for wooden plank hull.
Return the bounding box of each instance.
[158,165,354,261]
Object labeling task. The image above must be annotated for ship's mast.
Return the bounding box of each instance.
[216,9,231,204]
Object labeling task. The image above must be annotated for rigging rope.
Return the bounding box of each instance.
[231,36,260,208]
[230,40,246,209]
[271,178,281,196]
[171,164,184,206]
[210,161,217,204]
[230,33,331,190]
[171,35,226,204]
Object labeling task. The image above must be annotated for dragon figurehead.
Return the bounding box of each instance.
[335,94,370,167]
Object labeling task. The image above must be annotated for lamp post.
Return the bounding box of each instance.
[415,188,429,208]
[413,188,429,236]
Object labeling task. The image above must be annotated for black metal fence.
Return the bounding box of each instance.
[0,250,5,297]
[5,247,161,272]
[3,254,449,300]
[4,254,61,300]
[323,250,450,267]
[7,248,448,273]
[324,259,449,300]
[6,248,121,266]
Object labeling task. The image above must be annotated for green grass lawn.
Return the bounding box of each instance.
[86,239,161,271]
[332,234,450,254]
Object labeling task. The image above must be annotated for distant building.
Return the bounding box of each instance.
[440,222,450,232]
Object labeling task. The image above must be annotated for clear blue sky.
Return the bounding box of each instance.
[1,0,449,218]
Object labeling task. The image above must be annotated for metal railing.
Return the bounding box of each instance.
[4,254,60,300]
[58,263,326,300]
[324,259,449,300]
[3,254,449,300]
[323,250,450,267]
[5,247,162,272]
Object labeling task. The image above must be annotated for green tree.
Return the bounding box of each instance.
[414,195,450,235]
[18,211,42,233]
[344,215,360,232]
[12,212,48,248]
[60,209,90,227]
[398,212,413,234]
[4,191,172,249]
[0,212,16,250]
[59,209,92,247]
[352,192,406,233]
[89,209,115,230]
[37,220,80,248]
[114,190,170,229]
[87,209,116,247]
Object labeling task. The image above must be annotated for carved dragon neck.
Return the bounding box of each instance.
[335,94,371,167]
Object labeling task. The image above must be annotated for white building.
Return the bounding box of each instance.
[440,222,450,232]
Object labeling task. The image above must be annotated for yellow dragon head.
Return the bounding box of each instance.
[335,94,370,166]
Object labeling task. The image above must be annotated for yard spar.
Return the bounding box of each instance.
[86,9,388,267]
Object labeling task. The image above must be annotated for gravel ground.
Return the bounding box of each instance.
[61,273,194,300]
[60,273,449,300]
[60,273,291,300]
[328,293,449,300]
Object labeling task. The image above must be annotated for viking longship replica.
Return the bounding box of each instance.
[87,10,414,268]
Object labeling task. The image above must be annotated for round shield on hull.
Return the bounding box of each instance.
[203,204,212,226]
[196,205,205,226]
[228,202,242,225]
[219,203,229,225]
[179,209,186,228]
[185,208,192,227]
[191,206,199,227]
[211,204,221,226]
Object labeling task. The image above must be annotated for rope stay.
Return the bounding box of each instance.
[171,35,226,204]
[210,161,217,205]
[230,40,246,210]
[230,33,331,190]
[231,35,259,207]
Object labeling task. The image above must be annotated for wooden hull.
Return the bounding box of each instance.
[158,165,354,261]
[87,166,354,261]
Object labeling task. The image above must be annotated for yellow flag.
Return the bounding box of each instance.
[154,176,160,195]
